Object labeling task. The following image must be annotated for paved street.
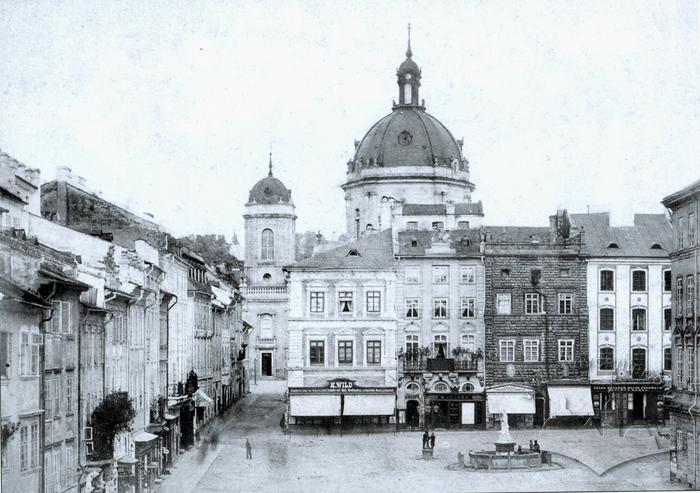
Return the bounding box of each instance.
[158,383,688,493]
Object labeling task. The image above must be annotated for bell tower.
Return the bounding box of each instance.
[397,24,422,106]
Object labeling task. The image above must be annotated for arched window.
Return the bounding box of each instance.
[261,229,274,261]
[631,347,647,378]
[599,347,614,371]
[632,308,647,331]
[405,382,421,396]
[599,307,614,331]
[433,382,449,393]
[631,269,647,292]
[260,314,273,338]
[404,83,412,104]
[460,382,475,392]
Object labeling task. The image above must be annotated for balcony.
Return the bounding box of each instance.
[400,355,479,373]
[244,285,288,297]
[256,337,277,349]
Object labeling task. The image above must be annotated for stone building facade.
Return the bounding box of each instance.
[662,179,700,488]
[483,211,590,429]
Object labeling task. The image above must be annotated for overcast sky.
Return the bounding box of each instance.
[1,1,698,241]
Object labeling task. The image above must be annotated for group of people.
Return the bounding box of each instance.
[516,440,541,454]
[422,431,437,450]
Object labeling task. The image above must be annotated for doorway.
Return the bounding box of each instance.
[535,395,545,426]
[261,352,273,377]
[632,393,645,421]
[406,400,420,427]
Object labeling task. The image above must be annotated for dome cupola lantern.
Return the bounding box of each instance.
[397,24,422,107]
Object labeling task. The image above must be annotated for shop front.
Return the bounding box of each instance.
[486,384,537,429]
[546,384,594,426]
[134,431,161,493]
[591,381,665,426]
[426,392,485,429]
[288,378,396,432]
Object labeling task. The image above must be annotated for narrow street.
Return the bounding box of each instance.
[157,381,688,493]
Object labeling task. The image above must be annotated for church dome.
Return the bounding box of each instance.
[354,107,463,167]
[247,157,292,205]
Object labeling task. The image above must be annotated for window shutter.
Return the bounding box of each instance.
[61,301,71,334]
[52,301,62,333]
[0,332,9,378]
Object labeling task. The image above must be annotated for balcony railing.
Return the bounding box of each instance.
[401,355,479,373]
[256,337,277,348]
[244,286,288,296]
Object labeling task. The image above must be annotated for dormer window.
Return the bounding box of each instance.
[651,243,663,250]
[347,249,361,257]
[607,242,619,249]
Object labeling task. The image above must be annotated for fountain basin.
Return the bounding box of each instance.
[468,451,542,470]
[495,442,515,453]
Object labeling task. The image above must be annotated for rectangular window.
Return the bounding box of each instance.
[405,298,420,319]
[599,347,614,371]
[64,443,74,486]
[558,339,575,362]
[404,266,420,284]
[677,277,684,316]
[338,291,353,314]
[309,341,324,365]
[687,275,695,317]
[664,347,672,372]
[559,268,570,277]
[0,332,10,378]
[678,217,685,249]
[53,377,60,416]
[499,340,515,362]
[460,265,475,284]
[66,374,73,414]
[664,270,672,292]
[690,213,697,245]
[367,341,381,364]
[432,298,448,318]
[600,270,614,292]
[558,293,574,314]
[432,265,449,284]
[632,308,647,331]
[457,221,470,229]
[30,421,38,469]
[461,334,476,352]
[676,345,684,387]
[406,221,418,230]
[45,375,53,419]
[20,423,28,470]
[405,334,419,353]
[632,270,647,292]
[664,308,672,331]
[431,221,444,231]
[599,308,614,331]
[496,293,511,315]
[31,341,39,376]
[523,339,540,362]
[21,332,30,376]
[309,292,325,313]
[460,298,475,318]
[524,293,541,314]
[338,341,353,364]
[366,291,381,313]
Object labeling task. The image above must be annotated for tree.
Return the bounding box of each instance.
[91,392,136,460]
[178,234,242,269]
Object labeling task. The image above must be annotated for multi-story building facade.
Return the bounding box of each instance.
[662,179,700,488]
[394,227,487,429]
[242,162,295,381]
[286,230,398,431]
[571,212,673,426]
[483,211,590,429]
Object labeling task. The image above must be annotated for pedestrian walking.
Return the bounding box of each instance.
[429,432,436,450]
[246,438,252,459]
[422,431,429,449]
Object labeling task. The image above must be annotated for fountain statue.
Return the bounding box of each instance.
[494,412,515,453]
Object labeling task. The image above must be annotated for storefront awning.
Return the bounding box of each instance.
[289,394,341,417]
[133,431,159,443]
[194,389,214,407]
[343,394,395,416]
[487,392,535,414]
[548,386,594,416]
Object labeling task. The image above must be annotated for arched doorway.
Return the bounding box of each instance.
[406,400,420,427]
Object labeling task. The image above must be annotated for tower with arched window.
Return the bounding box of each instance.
[242,157,296,380]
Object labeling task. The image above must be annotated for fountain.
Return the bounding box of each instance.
[467,412,543,470]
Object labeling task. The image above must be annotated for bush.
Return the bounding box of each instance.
[91,392,136,460]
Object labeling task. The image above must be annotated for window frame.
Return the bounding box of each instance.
[460,265,476,284]
[558,293,574,315]
[460,297,475,318]
[260,228,274,261]
[337,340,353,365]
[499,339,515,362]
[631,269,647,292]
[664,347,672,372]
[558,339,575,362]
[664,307,672,331]
[524,293,541,315]
[663,269,672,293]
[599,269,615,292]
[431,265,449,284]
[523,339,540,363]
[599,307,615,331]
[405,298,420,319]
[432,298,448,319]
[338,291,354,315]
[309,340,325,366]
[404,266,420,284]
[631,307,647,331]
[496,293,512,315]
[598,346,615,371]
[309,291,325,313]
[365,290,381,313]
[366,340,381,365]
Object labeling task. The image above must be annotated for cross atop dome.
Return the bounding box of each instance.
[397,24,422,107]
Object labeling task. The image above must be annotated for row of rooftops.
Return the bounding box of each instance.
[291,211,673,270]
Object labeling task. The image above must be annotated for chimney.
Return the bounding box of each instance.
[56,166,72,181]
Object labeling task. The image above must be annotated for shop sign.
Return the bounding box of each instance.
[329,379,354,390]
[591,383,663,393]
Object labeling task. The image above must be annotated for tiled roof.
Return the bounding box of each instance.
[482,226,552,243]
[569,212,672,257]
[397,229,481,256]
[292,229,395,270]
[454,202,484,215]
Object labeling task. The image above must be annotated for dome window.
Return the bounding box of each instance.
[607,242,619,249]
[262,273,272,283]
[651,243,663,250]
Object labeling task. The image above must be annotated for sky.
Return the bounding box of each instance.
[0,1,698,242]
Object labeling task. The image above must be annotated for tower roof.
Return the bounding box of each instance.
[247,154,293,205]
